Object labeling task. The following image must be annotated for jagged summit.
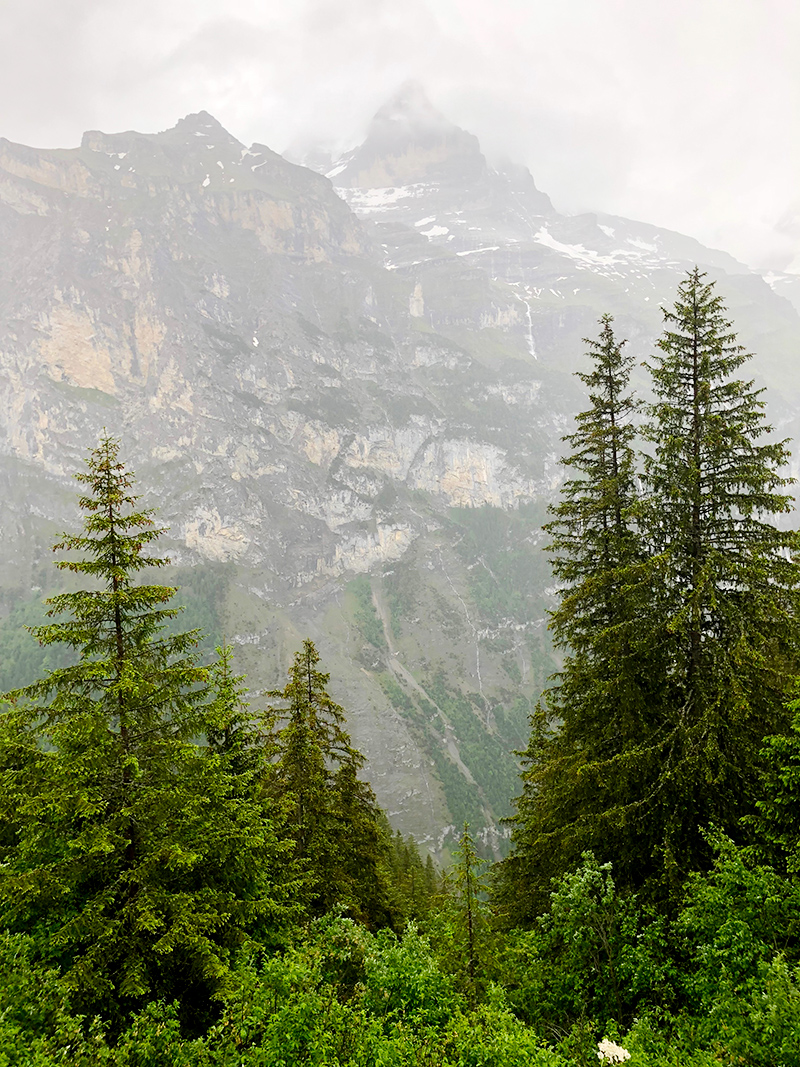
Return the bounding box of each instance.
[367,81,467,143]
[170,110,235,136]
[157,111,244,148]
[76,111,245,166]
[330,83,483,190]
[323,83,554,258]
[175,109,225,129]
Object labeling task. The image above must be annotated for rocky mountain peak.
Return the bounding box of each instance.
[168,110,240,143]
[330,82,484,190]
[73,111,250,194]
[325,84,553,259]
[79,112,241,157]
[368,81,464,143]
[176,109,225,129]
[152,111,245,155]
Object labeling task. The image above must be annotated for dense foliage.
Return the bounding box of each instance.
[3,272,800,1063]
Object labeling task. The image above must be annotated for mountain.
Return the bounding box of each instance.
[1,88,799,857]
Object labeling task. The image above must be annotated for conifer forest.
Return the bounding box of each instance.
[6,270,800,1065]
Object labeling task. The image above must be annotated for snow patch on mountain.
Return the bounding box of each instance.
[338,184,434,211]
[533,226,669,275]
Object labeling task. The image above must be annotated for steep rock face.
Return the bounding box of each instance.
[0,106,566,855]
[1,93,800,857]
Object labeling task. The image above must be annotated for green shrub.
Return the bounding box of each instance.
[363,923,458,1029]
[502,854,667,1035]
[674,835,800,1064]
[0,932,110,1066]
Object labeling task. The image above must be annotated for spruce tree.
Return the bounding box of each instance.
[544,314,641,658]
[424,853,439,897]
[266,639,394,926]
[642,268,800,892]
[451,822,488,1009]
[207,643,268,776]
[385,829,434,920]
[498,316,659,919]
[0,436,295,1028]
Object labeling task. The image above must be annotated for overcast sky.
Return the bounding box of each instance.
[1,0,798,271]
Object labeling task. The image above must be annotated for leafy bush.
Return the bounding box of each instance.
[502,854,668,1035]
[0,932,111,1066]
[674,834,800,1064]
[363,923,458,1029]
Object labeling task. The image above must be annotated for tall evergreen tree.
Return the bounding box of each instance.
[451,822,488,1009]
[498,316,659,919]
[0,436,295,1028]
[385,829,435,920]
[267,639,394,926]
[642,268,800,892]
[207,643,269,776]
[545,313,642,657]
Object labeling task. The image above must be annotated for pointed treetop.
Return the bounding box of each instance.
[53,432,170,582]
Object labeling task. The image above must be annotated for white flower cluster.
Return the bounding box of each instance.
[597,1038,631,1063]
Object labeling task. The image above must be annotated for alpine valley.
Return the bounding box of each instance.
[1,83,799,857]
